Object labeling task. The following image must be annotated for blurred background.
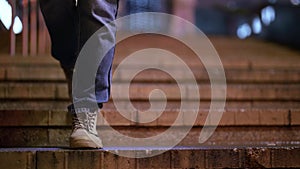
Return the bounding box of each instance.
[1,0,300,56]
[120,0,300,49]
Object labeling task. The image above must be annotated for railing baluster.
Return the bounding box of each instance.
[6,0,52,56]
[22,0,29,56]
[30,0,37,56]
[9,0,16,56]
[38,5,47,55]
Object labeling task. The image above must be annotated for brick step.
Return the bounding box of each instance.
[0,105,299,127]
[1,146,300,169]
[0,82,299,101]
[2,36,300,68]
[0,126,299,148]
[0,100,299,147]
[1,64,300,83]
[2,100,300,110]
[0,56,300,83]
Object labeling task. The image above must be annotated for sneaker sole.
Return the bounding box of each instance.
[70,138,103,149]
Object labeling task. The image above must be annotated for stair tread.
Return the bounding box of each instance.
[0,145,299,151]
[0,82,300,101]
[0,100,299,127]
[0,145,299,169]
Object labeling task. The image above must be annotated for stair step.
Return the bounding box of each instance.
[0,146,300,169]
[0,82,299,101]
[0,126,299,147]
[1,57,300,83]
[0,106,299,127]
[2,100,300,110]
[0,100,299,147]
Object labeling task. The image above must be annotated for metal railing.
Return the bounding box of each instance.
[8,0,50,56]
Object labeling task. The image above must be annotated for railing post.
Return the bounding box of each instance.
[38,4,47,55]
[22,0,29,56]
[9,0,16,56]
[30,0,37,56]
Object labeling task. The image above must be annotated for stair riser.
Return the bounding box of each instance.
[1,66,300,83]
[0,83,300,101]
[0,147,299,169]
[0,109,299,127]
[0,127,299,147]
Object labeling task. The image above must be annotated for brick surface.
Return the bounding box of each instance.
[172,149,205,168]
[271,148,300,168]
[29,83,56,99]
[4,83,59,99]
[218,110,235,126]
[291,109,300,125]
[0,67,5,80]
[6,66,64,81]
[48,129,70,147]
[183,110,207,126]
[225,69,300,83]
[103,110,134,126]
[113,67,300,83]
[37,151,103,169]
[0,117,299,147]
[0,128,48,147]
[235,109,259,125]
[1,146,300,169]
[244,148,271,168]
[137,151,171,168]
[49,110,71,126]
[157,110,183,126]
[206,149,240,168]
[259,109,289,125]
[103,151,136,169]
[111,84,300,101]
[137,110,158,126]
[37,151,65,169]
[112,83,183,100]
[0,110,48,126]
[0,83,5,97]
[67,151,102,169]
[0,151,36,169]
[0,55,58,65]
[1,82,300,101]
[56,83,69,100]
[5,83,30,98]
[226,84,300,100]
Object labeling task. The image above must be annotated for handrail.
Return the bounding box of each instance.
[8,0,50,56]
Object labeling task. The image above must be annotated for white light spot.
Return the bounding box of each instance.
[252,17,262,34]
[237,23,252,39]
[0,0,12,30]
[291,0,300,5]
[13,16,22,34]
[261,6,276,26]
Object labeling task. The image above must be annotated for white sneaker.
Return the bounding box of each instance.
[69,110,103,148]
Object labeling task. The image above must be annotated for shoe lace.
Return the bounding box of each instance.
[72,111,97,134]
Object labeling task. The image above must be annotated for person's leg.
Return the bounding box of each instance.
[39,0,77,103]
[39,0,78,69]
[40,0,118,148]
[69,0,119,148]
[72,0,118,110]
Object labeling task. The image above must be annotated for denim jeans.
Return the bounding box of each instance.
[40,0,119,110]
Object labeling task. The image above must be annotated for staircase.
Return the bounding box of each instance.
[0,36,300,168]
